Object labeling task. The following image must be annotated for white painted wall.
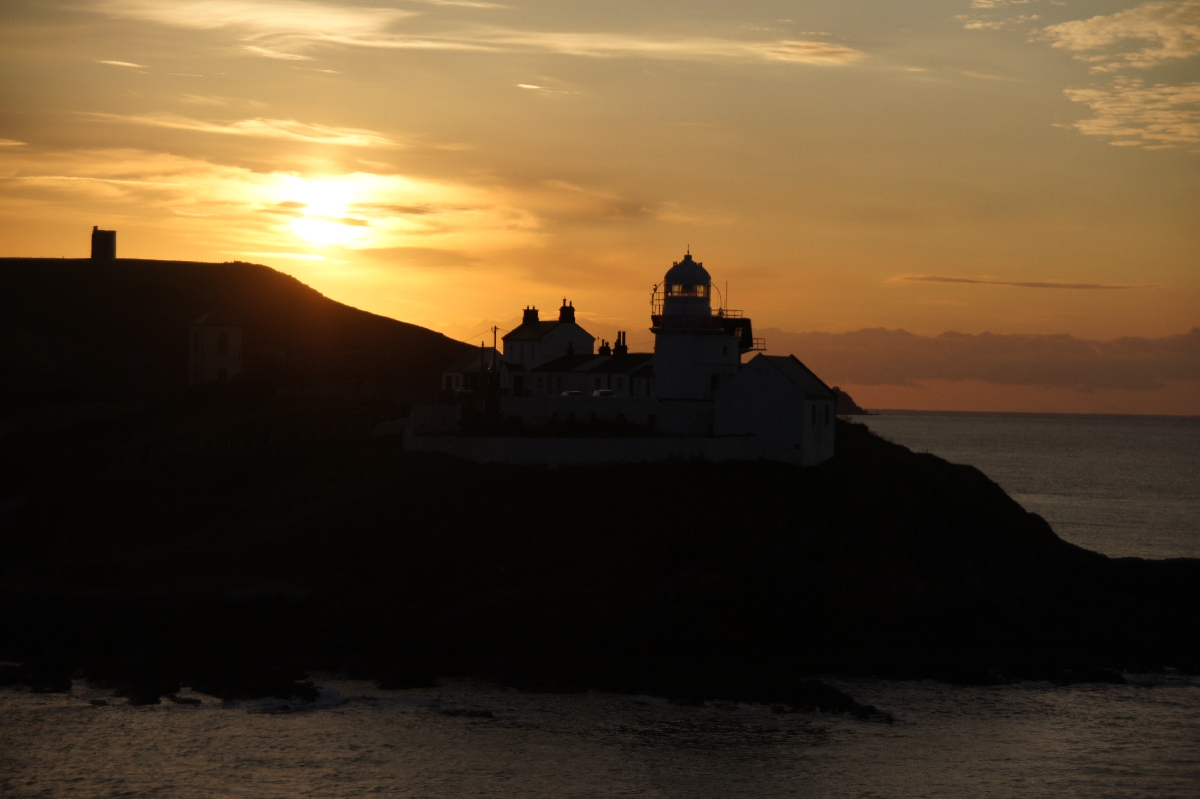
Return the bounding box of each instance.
[652,330,740,400]
[188,325,242,385]
[712,358,835,466]
[500,396,712,436]
[504,323,595,370]
[406,433,786,466]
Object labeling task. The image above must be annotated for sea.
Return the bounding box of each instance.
[3,412,1198,798]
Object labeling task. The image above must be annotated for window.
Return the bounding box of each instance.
[722,346,728,356]
[711,374,720,390]
[616,377,623,390]
[666,283,708,298]
[217,367,227,381]
[216,331,228,355]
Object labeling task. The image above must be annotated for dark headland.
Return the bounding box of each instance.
[2,258,1197,714]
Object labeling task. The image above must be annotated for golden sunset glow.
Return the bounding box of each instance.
[1,0,1197,412]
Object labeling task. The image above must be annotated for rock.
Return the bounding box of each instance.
[166,694,202,705]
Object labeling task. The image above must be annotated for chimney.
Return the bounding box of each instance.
[613,331,628,355]
[598,339,612,356]
[91,226,116,260]
[558,299,575,323]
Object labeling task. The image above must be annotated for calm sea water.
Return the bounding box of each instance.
[4,413,1198,797]
[858,412,1200,560]
[3,675,1198,798]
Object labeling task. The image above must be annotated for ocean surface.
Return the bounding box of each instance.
[4,412,1198,797]
[858,412,1200,560]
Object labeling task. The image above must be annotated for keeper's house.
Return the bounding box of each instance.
[416,252,836,466]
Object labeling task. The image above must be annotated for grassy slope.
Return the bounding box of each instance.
[0,258,470,404]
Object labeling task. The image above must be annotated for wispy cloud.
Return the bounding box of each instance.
[94,0,865,65]
[82,112,398,147]
[98,59,145,67]
[1039,0,1200,72]
[955,13,1039,32]
[242,45,313,60]
[970,0,1037,8]
[761,327,1200,390]
[406,31,865,64]
[0,139,26,147]
[95,0,414,40]
[1063,77,1200,148]
[897,274,1158,289]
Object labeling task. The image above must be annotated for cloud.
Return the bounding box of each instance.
[955,13,1039,31]
[95,0,413,40]
[242,45,313,60]
[1063,77,1200,148]
[897,274,1157,289]
[1040,1,1200,72]
[0,140,26,147]
[454,31,866,64]
[0,147,543,254]
[93,0,864,65]
[97,59,145,67]
[971,0,1036,7]
[82,112,398,147]
[762,327,1200,391]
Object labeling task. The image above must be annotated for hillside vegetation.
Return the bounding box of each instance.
[0,258,469,406]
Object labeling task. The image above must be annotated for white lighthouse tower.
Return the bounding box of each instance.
[651,252,750,400]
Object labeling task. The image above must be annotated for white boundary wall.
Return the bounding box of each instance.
[404,434,802,466]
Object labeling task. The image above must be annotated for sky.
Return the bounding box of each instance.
[0,0,1197,413]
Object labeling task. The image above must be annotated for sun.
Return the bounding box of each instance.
[275,176,371,247]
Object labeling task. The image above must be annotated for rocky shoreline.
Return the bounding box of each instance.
[1,409,1197,714]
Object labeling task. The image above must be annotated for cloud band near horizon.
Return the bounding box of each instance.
[763,327,1200,391]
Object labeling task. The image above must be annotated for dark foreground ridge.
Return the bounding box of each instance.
[0,257,470,405]
[0,257,1196,713]
[1,397,1197,712]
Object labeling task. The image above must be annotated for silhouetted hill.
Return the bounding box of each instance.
[832,386,868,415]
[1,411,1196,709]
[0,258,470,406]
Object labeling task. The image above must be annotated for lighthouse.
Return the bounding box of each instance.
[651,252,748,400]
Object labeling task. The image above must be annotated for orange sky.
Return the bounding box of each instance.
[1,0,1197,413]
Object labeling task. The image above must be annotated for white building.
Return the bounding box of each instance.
[189,310,243,384]
[412,252,836,466]
[713,354,836,466]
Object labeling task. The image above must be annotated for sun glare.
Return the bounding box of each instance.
[276,176,370,247]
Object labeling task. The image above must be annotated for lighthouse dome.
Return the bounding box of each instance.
[660,252,712,319]
[663,252,710,287]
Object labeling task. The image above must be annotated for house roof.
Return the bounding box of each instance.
[444,347,500,373]
[631,363,654,378]
[583,353,654,374]
[757,354,836,399]
[531,354,606,373]
[192,309,240,327]
[502,320,564,342]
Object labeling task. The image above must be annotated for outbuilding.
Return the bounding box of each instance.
[713,354,836,465]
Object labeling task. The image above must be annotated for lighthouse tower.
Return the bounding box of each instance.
[651,252,744,400]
